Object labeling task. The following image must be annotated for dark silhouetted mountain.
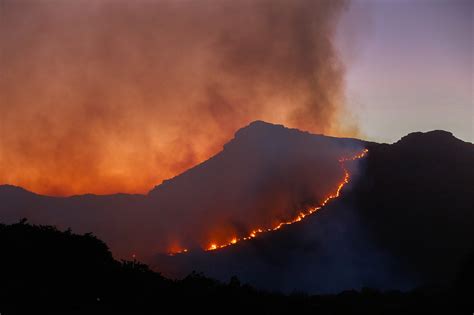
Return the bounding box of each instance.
[351,130,474,286]
[152,129,473,293]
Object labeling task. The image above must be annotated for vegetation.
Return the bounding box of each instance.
[0,220,471,314]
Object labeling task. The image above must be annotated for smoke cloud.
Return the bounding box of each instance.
[0,0,351,195]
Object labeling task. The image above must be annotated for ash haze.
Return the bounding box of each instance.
[0,0,353,196]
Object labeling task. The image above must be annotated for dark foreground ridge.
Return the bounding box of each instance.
[1,221,471,315]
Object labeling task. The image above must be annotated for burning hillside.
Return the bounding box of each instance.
[170,148,368,254]
[0,121,368,260]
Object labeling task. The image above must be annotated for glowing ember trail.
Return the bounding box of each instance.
[169,148,368,255]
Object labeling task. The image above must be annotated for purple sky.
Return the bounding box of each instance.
[337,0,473,143]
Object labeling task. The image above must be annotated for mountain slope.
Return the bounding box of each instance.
[1,124,472,294]
[152,130,474,293]
[0,121,367,259]
[352,130,474,285]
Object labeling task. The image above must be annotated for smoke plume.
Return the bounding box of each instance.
[0,0,351,195]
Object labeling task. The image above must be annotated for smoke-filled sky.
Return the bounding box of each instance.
[1,0,351,195]
[0,0,472,195]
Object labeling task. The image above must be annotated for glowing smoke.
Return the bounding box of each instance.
[0,0,352,195]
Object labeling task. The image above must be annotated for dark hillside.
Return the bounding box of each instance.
[352,130,474,285]
[153,130,474,294]
[0,221,465,315]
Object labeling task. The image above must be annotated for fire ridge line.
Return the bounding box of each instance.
[168,148,369,256]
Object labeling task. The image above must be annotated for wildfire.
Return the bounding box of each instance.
[167,244,189,256]
[170,148,368,255]
[168,248,188,256]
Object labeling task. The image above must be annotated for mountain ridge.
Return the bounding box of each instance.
[0,121,367,259]
[0,122,472,294]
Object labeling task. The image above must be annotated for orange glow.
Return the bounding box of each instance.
[167,243,189,256]
[176,148,368,254]
[0,0,354,196]
[208,244,218,251]
[168,248,188,256]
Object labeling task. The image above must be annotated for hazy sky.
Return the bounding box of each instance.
[0,0,349,195]
[338,0,473,143]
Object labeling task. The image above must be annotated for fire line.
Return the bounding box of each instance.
[168,148,368,255]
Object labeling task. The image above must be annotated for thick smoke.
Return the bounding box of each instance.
[0,0,352,195]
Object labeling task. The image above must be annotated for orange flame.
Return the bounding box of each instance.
[170,148,368,255]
